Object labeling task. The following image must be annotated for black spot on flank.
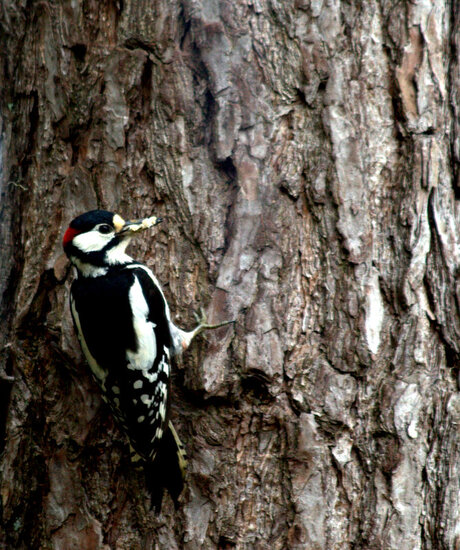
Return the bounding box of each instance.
[158,371,168,384]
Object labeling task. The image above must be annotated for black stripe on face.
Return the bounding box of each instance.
[67,234,126,267]
[65,210,130,268]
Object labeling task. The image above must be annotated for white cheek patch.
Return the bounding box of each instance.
[73,231,111,253]
[72,227,133,267]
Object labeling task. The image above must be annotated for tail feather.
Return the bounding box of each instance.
[144,421,187,513]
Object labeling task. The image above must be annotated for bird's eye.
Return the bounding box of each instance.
[98,224,112,234]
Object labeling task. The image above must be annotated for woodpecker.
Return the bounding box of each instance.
[63,209,231,511]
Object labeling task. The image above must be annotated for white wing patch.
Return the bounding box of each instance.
[125,263,172,321]
[126,275,157,371]
[125,263,186,357]
[70,294,108,388]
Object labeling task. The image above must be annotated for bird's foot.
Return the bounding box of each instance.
[193,307,235,337]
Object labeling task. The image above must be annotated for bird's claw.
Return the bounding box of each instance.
[193,307,235,336]
[193,307,206,325]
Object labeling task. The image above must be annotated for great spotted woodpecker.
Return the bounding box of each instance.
[63,210,232,511]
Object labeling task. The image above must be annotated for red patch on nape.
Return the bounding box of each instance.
[63,227,80,247]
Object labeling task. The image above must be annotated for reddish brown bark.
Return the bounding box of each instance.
[1,1,459,548]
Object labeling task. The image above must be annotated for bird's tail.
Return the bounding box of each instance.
[144,421,187,513]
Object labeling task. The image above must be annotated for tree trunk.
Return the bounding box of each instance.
[1,1,459,548]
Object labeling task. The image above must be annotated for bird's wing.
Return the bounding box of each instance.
[121,265,173,461]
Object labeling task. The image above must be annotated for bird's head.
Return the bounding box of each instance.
[63,210,162,277]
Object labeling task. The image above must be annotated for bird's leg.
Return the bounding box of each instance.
[169,308,235,356]
[191,307,235,338]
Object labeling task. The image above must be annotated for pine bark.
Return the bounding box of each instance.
[1,1,459,549]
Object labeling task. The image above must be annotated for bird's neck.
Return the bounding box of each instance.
[71,251,134,278]
[72,258,109,278]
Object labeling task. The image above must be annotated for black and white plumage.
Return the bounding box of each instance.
[63,210,230,511]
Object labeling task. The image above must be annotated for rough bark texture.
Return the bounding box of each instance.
[1,1,459,549]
